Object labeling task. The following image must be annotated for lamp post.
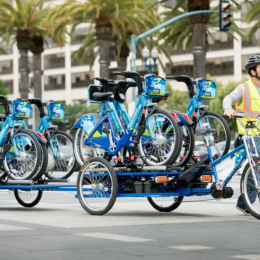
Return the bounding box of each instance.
[142,46,159,74]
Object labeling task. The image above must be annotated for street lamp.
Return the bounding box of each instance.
[142,46,159,74]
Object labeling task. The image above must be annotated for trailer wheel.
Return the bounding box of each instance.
[14,190,43,208]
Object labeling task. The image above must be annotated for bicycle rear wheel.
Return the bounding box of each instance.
[4,129,41,180]
[45,131,77,179]
[138,109,182,166]
[14,190,43,207]
[147,196,183,212]
[241,158,260,220]
[196,111,230,159]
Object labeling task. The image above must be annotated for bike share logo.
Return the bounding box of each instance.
[52,106,60,118]
[80,117,94,127]
[17,103,27,116]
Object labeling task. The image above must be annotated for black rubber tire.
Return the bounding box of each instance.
[14,190,43,208]
[240,158,260,220]
[197,111,231,157]
[31,143,48,181]
[4,129,41,180]
[138,108,182,166]
[73,113,105,166]
[45,131,77,179]
[176,124,195,166]
[77,157,118,215]
[147,196,184,212]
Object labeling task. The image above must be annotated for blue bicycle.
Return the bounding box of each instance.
[21,99,77,179]
[166,75,231,159]
[73,71,182,166]
[0,96,41,180]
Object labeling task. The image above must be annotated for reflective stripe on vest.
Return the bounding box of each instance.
[236,80,260,135]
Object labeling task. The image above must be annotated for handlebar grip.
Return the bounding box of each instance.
[222,114,244,119]
[113,71,123,75]
[166,76,177,80]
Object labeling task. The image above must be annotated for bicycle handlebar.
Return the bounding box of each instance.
[27,98,45,117]
[166,75,195,98]
[113,71,144,95]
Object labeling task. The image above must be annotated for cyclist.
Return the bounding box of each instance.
[223,55,260,215]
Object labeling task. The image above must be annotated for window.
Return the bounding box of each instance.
[71,27,89,45]
[71,72,93,88]
[44,53,65,70]
[71,51,89,67]
[166,61,193,77]
[242,29,260,47]
[44,74,65,90]
[44,37,59,49]
[206,57,234,76]
[0,60,13,75]
[207,32,233,51]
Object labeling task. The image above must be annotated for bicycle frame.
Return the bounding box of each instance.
[85,95,157,155]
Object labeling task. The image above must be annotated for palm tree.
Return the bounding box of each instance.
[53,0,149,79]
[0,0,48,99]
[246,0,260,44]
[160,0,241,78]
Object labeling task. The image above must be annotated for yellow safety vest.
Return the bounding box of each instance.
[236,80,260,135]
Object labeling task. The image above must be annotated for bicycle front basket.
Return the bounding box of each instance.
[48,102,64,120]
[196,78,217,100]
[12,100,31,119]
[144,75,166,97]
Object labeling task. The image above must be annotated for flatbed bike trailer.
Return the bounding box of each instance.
[77,157,223,215]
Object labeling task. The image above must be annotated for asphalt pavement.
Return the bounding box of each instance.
[0,174,259,260]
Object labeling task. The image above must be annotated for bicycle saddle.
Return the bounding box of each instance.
[93,92,114,101]
[195,128,216,136]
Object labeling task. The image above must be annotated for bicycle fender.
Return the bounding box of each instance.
[30,130,47,144]
[171,110,193,126]
[72,114,106,137]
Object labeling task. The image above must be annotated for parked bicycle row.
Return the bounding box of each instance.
[0,97,77,182]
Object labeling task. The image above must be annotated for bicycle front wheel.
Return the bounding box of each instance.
[241,158,260,220]
[45,131,77,179]
[138,109,182,166]
[77,157,118,215]
[4,129,41,180]
[196,111,230,158]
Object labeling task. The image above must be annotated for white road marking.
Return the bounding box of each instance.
[169,245,214,250]
[0,224,33,231]
[231,255,260,260]
[77,233,155,242]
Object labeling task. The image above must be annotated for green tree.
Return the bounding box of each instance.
[160,0,241,78]
[0,0,48,99]
[52,0,150,78]
[246,0,260,43]
[0,79,9,114]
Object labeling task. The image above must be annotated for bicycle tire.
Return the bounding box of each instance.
[147,196,183,212]
[3,129,41,180]
[45,131,77,179]
[73,113,106,166]
[138,109,182,166]
[176,124,195,166]
[240,158,260,220]
[196,111,231,158]
[77,157,118,215]
[14,190,43,208]
[31,143,48,181]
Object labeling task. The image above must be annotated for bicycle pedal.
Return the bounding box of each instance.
[101,128,110,134]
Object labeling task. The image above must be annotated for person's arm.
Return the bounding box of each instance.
[223,86,243,118]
